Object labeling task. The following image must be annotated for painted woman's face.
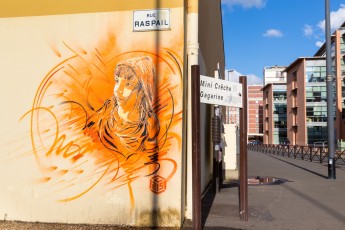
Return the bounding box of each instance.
[114,67,139,106]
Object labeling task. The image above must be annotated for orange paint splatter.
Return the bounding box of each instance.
[38,177,51,183]
[25,33,184,206]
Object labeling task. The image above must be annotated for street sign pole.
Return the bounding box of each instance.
[191,65,201,230]
[239,76,248,221]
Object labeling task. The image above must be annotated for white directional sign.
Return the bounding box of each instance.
[200,75,243,107]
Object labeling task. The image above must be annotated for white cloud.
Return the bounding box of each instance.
[315,41,324,47]
[317,4,345,32]
[225,69,263,85]
[225,69,241,82]
[303,24,314,37]
[222,0,266,9]
[263,29,283,37]
[312,4,345,48]
[247,74,264,85]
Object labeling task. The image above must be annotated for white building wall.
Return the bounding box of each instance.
[264,66,287,86]
[222,124,239,179]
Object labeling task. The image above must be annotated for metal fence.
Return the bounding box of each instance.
[248,144,345,166]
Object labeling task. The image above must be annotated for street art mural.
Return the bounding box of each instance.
[20,46,183,207]
[0,9,184,221]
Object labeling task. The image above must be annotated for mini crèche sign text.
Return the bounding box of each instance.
[133,9,170,31]
[200,75,243,108]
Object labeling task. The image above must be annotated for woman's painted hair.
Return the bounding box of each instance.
[114,56,156,105]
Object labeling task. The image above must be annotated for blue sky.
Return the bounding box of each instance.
[221,0,345,84]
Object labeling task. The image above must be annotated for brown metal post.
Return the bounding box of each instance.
[191,65,201,229]
[239,76,248,221]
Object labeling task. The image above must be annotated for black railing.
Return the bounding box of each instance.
[248,144,345,166]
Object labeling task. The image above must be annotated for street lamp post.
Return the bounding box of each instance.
[325,0,336,179]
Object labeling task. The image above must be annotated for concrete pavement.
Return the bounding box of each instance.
[199,150,345,230]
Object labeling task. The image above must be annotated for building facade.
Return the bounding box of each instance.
[283,22,345,146]
[286,57,327,145]
[264,23,345,146]
[262,83,287,144]
[0,0,225,227]
[262,66,287,144]
[263,65,287,86]
[225,106,239,124]
[314,22,345,145]
[248,85,263,141]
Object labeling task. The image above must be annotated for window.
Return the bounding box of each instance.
[273,91,287,101]
[307,126,327,144]
[306,86,327,102]
[306,66,326,83]
[306,106,327,122]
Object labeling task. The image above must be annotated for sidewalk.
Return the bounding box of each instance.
[2,150,345,230]
[200,150,345,230]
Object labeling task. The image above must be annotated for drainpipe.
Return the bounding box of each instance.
[186,0,199,220]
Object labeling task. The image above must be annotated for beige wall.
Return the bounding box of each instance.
[0,2,185,227]
[223,124,239,178]
[0,0,183,17]
[0,0,226,226]
[199,0,225,77]
[197,0,225,192]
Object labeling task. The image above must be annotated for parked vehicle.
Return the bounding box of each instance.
[249,140,261,145]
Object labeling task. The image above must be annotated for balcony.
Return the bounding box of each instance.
[306,116,327,123]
